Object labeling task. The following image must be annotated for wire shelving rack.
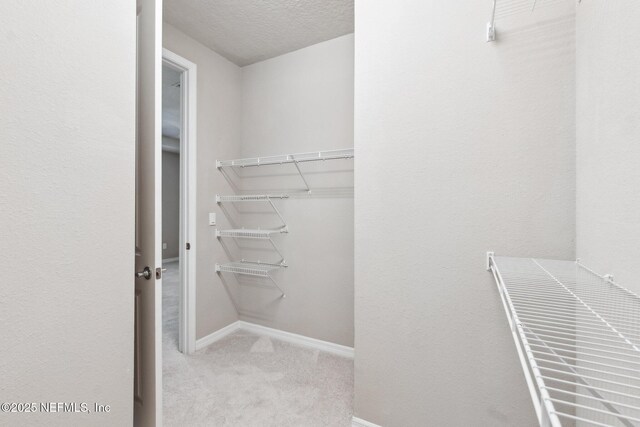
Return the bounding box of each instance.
[216,193,288,231]
[215,148,354,297]
[216,194,288,202]
[215,148,354,168]
[216,148,354,193]
[215,262,286,298]
[487,253,640,427]
[216,228,286,240]
[216,227,288,267]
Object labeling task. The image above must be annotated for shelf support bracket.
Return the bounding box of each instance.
[292,159,312,193]
[487,0,497,42]
[268,275,286,298]
[267,197,288,230]
[486,251,495,271]
[239,236,288,268]
[267,238,287,266]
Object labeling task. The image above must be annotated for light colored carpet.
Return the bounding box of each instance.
[162,261,354,427]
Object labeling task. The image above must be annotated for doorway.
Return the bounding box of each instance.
[162,49,197,355]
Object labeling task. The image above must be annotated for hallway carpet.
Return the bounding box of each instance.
[162,261,354,426]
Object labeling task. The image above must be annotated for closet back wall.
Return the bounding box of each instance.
[238,34,355,346]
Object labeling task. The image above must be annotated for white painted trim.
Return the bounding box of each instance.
[195,321,242,351]
[194,321,355,358]
[162,257,179,263]
[162,48,197,356]
[239,321,354,358]
[352,416,383,427]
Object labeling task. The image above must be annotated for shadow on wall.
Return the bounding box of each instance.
[494,0,573,19]
[498,14,576,61]
[491,0,575,65]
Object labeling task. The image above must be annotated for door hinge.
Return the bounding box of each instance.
[186,242,191,250]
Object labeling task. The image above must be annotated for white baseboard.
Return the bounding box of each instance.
[238,321,354,359]
[162,257,179,263]
[195,321,241,351]
[194,320,354,359]
[352,416,382,427]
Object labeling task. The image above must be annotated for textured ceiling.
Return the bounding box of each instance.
[162,65,181,139]
[164,0,354,66]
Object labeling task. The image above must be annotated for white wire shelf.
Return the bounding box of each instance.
[216,227,288,267]
[216,194,288,229]
[216,194,288,203]
[216,148,354,168]
[217,148,354,193]
[215,262,286,297]
[216,228,287,239]
[488,253,640,427]
[215,262,279,277]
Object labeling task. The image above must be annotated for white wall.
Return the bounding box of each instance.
[163,24,242,340]
[162,146,180,259]
[0,1,135,426]
[576,7,640,422]
[576,2,640,292]
[238,34,354,346]
[354,1,576,426]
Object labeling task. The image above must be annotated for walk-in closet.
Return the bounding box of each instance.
[4,1,640,426]
[161,2,355,425]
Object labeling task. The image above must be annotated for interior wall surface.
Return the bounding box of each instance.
[0,1,136,425]
[353,1,576,425]
[237,34,355,346]
[576,1,640,292]
[163,23,242,339]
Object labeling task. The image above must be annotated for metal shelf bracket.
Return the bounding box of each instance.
[216,228,288,267]
[487,0,497,42]
[216,194,289,230]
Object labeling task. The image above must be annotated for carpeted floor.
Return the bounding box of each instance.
[162,261,354,427]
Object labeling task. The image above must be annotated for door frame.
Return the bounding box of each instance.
[162,48,197,355]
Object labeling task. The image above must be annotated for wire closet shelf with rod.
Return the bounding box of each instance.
[215,148,355,298]
[487,253,640,427]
